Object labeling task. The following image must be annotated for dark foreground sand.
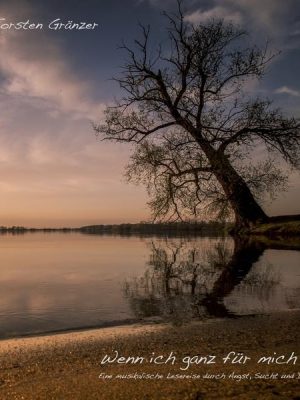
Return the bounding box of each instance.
[0,312,299,399]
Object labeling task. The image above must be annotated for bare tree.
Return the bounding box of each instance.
[95,2,300,229]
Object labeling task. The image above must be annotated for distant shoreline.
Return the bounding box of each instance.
[2,216,300,237]
[0,221,228,236]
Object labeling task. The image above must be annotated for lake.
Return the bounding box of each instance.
[0,232,299,339]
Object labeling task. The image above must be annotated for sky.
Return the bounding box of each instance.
[0,0,299,228]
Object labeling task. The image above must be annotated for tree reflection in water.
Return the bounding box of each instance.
[123,237,284,324]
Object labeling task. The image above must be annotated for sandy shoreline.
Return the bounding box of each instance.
[0,311,299,399]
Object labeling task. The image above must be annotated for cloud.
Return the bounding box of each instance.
[275,86,300,97]
[226,0,284,30]
[182,0,300,46]
[223,0,300,46]
[185,6,242,24]
[139,0,300,49]
[0,33,103,120]
[0,3,104,120]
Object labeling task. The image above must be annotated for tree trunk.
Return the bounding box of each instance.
[215,160,268,229]
[200,142,268,229]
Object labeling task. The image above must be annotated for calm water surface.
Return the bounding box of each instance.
[0,232,299,339]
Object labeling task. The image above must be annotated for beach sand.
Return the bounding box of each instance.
[0,311,299,399]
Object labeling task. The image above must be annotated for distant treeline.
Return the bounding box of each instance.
[0,226,73,233]
[0,221,229,236]
[79,221,229,236]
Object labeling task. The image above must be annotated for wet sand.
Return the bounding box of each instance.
[0,312,299,399]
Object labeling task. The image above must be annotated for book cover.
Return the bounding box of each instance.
[0,1,299,399]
